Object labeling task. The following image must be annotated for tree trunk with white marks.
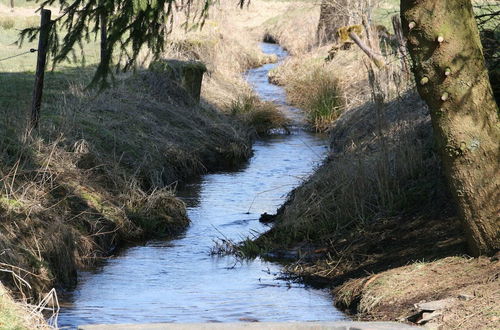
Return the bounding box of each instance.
[401,0,499,256]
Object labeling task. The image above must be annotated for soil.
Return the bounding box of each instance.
[276,214,499,329]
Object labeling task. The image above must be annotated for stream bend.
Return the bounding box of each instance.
[57,43,344,328]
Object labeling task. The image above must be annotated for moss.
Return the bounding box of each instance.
[72,185,130,228]
[0,197,24,211]
[337,24,363,43]
[0,284,44,330]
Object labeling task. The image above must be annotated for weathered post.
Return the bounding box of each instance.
[30,9,51,131]
[149,59,207,103]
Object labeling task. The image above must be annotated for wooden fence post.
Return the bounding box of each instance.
[30,9,51,131]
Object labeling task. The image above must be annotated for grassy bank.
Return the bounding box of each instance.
[243,0,500,328]
[0,0,295,323]
[0,283,49,329]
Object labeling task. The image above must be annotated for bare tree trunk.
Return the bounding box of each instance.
[100,11,107,67]
[391,15,410,77]
[316,0,350,45]
[401,0,500,256]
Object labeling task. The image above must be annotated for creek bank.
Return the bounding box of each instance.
[0,5,300,312]
[0,0,299,325]
[0,47,282,313]
[55,42,341,327]
[249,76,499,328]
[0,68,255,303]
[245,6,499,329]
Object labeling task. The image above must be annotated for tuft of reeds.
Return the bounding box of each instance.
[230,94,289,135]
[0,16,14,29]
[286,66,345,132]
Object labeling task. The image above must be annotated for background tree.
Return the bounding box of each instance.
[316,0,373,44]
[316,0,350,44]
[474,2,499,104]
[400,0,499,256]
[20,0,210,87]
[98,0,108,70]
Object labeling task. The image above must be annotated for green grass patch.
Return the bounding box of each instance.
[287,66,344,132]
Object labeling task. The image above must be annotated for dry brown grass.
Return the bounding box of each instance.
[0,283,50,329]
[247,0,440,241]
[255,92,448,248]
[229,94,289,135]
[260,2,320,55]
[0,69,251,304]
[267,39,371,131]
[254,40,439,245]
[286,64,345,132]
[0,0,296,313]
[159,0,291,132]
[335,256,500,329]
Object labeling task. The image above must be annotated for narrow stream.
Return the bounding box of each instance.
[57,43,344,328]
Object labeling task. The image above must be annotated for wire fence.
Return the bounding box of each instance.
[0,48,37,62]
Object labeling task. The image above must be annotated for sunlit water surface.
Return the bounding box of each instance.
[57,43,345,328]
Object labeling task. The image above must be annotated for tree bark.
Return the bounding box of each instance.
[316,0,350,44]
[391,15,410,77]
[400,0,499,256]
[100,11,107,67]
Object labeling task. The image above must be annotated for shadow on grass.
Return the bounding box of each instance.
[0,66,95,120]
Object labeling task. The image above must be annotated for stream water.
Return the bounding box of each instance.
[57,43,344,328]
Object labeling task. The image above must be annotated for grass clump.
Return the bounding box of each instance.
[230,95,289,135]
[0,284,48,330]
[264,123,447,247]
[0,16,14,30]
[125,188,190,238]
[287,66,344,132]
